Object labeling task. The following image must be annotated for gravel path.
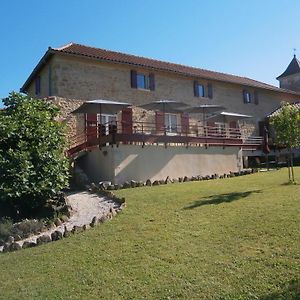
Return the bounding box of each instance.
[65,191,118,229]
[0,191,120,251]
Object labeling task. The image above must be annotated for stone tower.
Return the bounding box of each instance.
[277,55,300,92]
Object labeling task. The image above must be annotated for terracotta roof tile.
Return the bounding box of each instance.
[21,42,300,96]
[51,42,296,94]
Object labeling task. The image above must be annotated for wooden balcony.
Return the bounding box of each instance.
[67,121,263,157]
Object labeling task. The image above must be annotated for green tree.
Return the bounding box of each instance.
[270,102,300,183]
[0,92,69,219]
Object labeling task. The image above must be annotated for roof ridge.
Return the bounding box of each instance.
[53,42,74,51]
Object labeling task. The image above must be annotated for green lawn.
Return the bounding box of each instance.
[0,168,300,300]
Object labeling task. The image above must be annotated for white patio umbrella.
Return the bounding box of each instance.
[207,111,253,122]
[183,104,225,124]
[139,100,189,114]
[72,99,131,116]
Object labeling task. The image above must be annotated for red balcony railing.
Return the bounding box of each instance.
[67,120,263,157]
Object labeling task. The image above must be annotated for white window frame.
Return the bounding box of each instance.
[97,114,117,135]
[165,113,178,134]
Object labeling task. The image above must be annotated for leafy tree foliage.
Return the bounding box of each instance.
[0,92,69,219]
[270,102,300,182]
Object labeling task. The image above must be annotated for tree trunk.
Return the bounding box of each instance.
[287,154,291,181]
[290,149,295,182]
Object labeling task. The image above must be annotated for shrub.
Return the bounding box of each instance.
[0,92,69,220]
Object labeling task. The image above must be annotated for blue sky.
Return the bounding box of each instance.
[1,0,300,107]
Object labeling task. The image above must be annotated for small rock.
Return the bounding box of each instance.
[90,216,98,227]
[99,215,107,223]
[107,185,115,190]
[0,239,5,246]
[123,181,131,188]
[36,235,51,245]
[114,184,120,190]
[71,226,83,234]
[165,176,173,184]
[130,180,137,188]
[152,180,160,186]
[183,176,189,182]
[3,243,10,253]
[22,241,36,249]
[137,181,144,187]
[145,179,152,186]
[90,182,98,193]
[51,230,63,241]
[99,181,111,190]
[178,177,183,183]
[83,224,90,230]
[9,242,22,252]
[63,229,71,238]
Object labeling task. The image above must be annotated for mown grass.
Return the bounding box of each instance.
[0,168,299,300]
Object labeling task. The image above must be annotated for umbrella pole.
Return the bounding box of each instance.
[163,103,167,148]
[203,108,206,137]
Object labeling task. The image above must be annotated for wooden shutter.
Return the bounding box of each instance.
[130,70,137,88]
[207,83,213,99]
[194,81,199,97]
[155,111,165,134]
[181,113,189,134]
[254,91,259,105]
[242,90,247,103]
[149,73,155,91]
[121,108,133,134]
[85,113,98,142]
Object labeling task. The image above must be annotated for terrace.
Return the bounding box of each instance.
[67,120,263,158]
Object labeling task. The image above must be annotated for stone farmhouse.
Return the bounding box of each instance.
[20,43,300,184]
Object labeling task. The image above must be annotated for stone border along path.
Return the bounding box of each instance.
[0,191,125,253]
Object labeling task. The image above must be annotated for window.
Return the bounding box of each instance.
[165,113,177,133]
[131,70,155,90]
[137,73,150,89]
[35,76,41,95]
[245,91,251,103]
[243,90,259,104]
[197,84,205,97]
[242,90,259,104]
[194,81,213,98]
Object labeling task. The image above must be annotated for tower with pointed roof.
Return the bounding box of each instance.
[277,55,300,92]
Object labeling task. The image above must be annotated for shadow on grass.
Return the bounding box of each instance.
[183,190,261,209]
[260,278,300,300]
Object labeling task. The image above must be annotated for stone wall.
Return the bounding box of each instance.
[26,54,299,118]
[279,73,300,92]
[24,54,300,138]
[45,96,85,146]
